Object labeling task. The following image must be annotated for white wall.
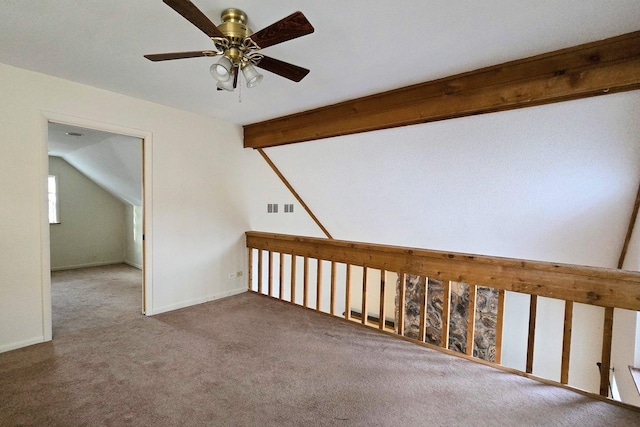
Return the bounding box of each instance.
[124,204,143,269]
[261,90,640,395]
[48,156,126,270]
[1,62,306,352]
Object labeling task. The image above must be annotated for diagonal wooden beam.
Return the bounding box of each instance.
[244,30,640,149]
[257,148,333,239]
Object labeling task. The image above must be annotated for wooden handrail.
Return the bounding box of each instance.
[246,231,640,403]
[246,231,640,311]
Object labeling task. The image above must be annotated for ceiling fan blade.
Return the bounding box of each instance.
[249,11,314,49]
[163,0,225,39]
[144,50,218,62]
[255,56,310,82]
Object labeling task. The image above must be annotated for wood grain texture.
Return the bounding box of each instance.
[345,264,352,321]
[397,273,406,335]
[379,270,386,331]
[330,261,337,316]
[245,231,640,311]
[257,149,332,239]
[526,295,538,374]
[316,259,323,311]
[255,56,310,82]
[144,51,217,61]
[279,253,285,299]
[248,248,253,291]
[290,255,297,304]
[561,300,574,384]
[361,267,368,326]
[442,280,451,350]
[244,30,640,148]
[249,11,314,49]
[163,0,225,39]
[600,307,614,396]
[303,256,309,308]
[494,289,506,364]
[466,284,477,356]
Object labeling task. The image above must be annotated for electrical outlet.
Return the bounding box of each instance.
[228,273,237,279]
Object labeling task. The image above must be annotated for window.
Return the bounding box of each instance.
[48,175,60,224]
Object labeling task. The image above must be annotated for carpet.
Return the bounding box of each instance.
[1,268,639,425]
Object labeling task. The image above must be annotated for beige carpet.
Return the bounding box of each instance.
[1,267,640,425]
[51,263,142,338]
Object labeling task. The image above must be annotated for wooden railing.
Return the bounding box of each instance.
[246,231,640,399]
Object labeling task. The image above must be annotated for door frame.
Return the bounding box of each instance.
[40,112,153,341]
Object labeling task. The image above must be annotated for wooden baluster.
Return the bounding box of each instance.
[441,280,451,349]
[600,307,614,397]
[345,264,352,320]
[466,284,477,356]
[418,276,428,341]
[398,273,406,336]
[258,249,263,294]
[379,270,386,330]
[330,261,337,316]
[316,259,323,311]
[561,300,574,384]
[494,289,506,364]
[361,266,368,325]
[290,255,297,304]
[303,256,309,308]
[248,248,253,291]
[278,253,284,300]
[526,295,538,374]
[268,251,273,297]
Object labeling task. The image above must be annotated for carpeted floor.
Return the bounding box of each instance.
[1,266,640,425]
[51,264,142,338]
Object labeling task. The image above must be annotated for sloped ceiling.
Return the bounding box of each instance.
[48,123,142,206]
[0,1,639,125]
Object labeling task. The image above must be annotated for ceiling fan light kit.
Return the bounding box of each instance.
[145,0,314,92]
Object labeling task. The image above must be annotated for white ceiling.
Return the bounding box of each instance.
[49,122,143,205]
[1,1,639,126]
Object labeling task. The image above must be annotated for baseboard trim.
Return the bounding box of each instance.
[150,287,247,316]
[51,260,124,271]
[0,336,45,354]
[124,261,142,270]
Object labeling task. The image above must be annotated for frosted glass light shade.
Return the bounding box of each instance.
[242,63,263,88]
[217,76,235,91]
[210,56,233,82]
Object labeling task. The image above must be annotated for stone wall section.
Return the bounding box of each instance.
[395,274,498,362]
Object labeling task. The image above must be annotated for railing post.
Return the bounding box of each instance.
[441,280,451,349]
[290,255,297,304]
[345,264,352,320]
[258,249,263,294]
[466,284,477,356]
[561,300,573,384]
[418,276,428,341]
[268,251,273,297]
[361,266,368,325]
[303,256,309,308]
[279,253,284,300]
[330,261,337,316]
[494,289,505,364]
[379,270,386,330]
[600,307,614,397]
[526,295,538,374]
[247,248,253,291]
[316,259,323,311]
[397,273,406,336]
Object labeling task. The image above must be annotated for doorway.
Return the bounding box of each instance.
[41,114,153,340]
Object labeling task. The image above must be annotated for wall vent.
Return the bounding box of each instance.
[267,203,278,213]
[284,203,294,213]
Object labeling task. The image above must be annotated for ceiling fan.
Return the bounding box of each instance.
[145,0,314,91]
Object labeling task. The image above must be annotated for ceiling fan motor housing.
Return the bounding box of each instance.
[218,8,251,48]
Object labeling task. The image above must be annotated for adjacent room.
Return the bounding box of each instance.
[1,0,640,424]
[47,123,144,337]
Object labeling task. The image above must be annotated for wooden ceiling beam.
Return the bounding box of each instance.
[244,30,640,149]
